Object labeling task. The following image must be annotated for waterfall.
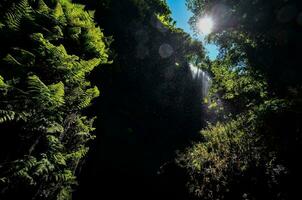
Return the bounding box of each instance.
[189,63,211,98]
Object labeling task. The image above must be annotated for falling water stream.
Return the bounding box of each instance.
[189,63,227,124]
[189,63,211,98]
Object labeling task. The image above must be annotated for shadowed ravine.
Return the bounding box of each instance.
[74,63,208,200]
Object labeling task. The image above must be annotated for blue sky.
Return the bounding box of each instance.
[166,0,219,60]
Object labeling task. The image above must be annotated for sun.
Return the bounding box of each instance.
[197,16,214,35]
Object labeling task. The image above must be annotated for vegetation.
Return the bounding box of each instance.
[177,0,302,199]
[0,0,109,199]
[0,0,301,199]
[73,0,207,199]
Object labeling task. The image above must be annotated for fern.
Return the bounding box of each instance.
[0,110,16,123]
[3,0,32,30]
[46,122,64,134]
[0,110,29,123]
[77,86,100,109]
[36,0,50,13]
[53,3,64,19]
[0,75,9,94]
[0,0,110,198]
[28,75,65,109]
[3,54,22,66]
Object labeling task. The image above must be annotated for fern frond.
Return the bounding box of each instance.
[0,108,30,123]
[48,81,65,106]
[46,122,64,134]
[66,147,89,160]
[53,2,64,19]
[0,75,9,94]
[3,54,22,66]
[0,110,16,123]
[36,0,50,13]
[28,75,65,109]
[77,86,99,109]
[4,0,32,30]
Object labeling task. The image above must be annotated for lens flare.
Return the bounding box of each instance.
[197,16,214,35]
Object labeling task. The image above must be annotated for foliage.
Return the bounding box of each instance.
[178,0,302,199]
[0,0,109,199]
[177,99,289,200]
[72,0,208,199]
[206,57,268,118]
[186,0,302,93]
